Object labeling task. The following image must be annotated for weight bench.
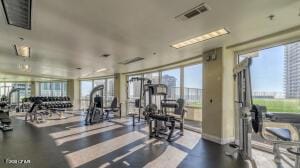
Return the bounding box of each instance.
[265,127,300,168]
[266,127,292,141]
[0,110,12,131]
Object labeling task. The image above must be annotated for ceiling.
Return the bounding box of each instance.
[0,0,299,81]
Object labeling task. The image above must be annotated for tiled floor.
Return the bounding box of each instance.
[0,112,291,168]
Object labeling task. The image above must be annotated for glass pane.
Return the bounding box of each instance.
[40,81,67,97]
[144,72,159,84]
[184,64,203,106]
[94,79,105,87]
[62,82,67,96]
[183,64,203,131]
[80,80,93,109]
[106,78,115,106]
[161,68,180,99]
[127,75,142,114]
[245,46,300,112]
[52,82,61,96]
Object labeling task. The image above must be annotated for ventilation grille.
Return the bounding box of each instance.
[175,3,209,21]
[1,0,32,30]
[119,57,144,65]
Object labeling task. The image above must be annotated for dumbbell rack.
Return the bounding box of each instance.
[29,97,73,119]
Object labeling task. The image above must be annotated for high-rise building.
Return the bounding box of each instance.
[161,75,176,88]
[162,75,177,98]
[284,42,300,98]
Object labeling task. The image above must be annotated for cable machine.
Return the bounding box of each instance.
[226,58,257,167]
[127,77,152,122]
[8,88,25,112]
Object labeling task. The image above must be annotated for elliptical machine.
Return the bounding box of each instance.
[85,85,104,125]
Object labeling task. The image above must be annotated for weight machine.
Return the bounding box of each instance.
[8,88,24,112]
[127,77,151,124]
[226,58,257,167]
[144,83,186,142]
[85,85,104,125]
[227,57,300,168]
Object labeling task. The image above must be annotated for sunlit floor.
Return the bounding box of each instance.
[0,111,291,168]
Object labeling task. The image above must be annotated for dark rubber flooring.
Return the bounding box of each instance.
[0,117,248,168]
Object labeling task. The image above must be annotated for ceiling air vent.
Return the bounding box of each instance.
[1,0,32,30]
[175,3,209,21]
[119,57,144,65]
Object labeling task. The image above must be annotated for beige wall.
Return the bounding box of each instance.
[221,47,235,142]
[67,79,80,109]
[30,81,40,96]
[119,73,127,117]
[201,47,236,144]
[202,48,224,142]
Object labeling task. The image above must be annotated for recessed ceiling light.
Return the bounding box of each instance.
[96,68,107,72]
[14,45,30,57]
[171,28,230,49]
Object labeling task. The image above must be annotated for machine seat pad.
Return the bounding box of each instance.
[266,127,292,141]
[149,114,174,122]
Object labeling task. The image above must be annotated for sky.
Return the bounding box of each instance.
[161,64,203,88]
[250,46,285,92]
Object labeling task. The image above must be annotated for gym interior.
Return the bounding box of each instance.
[1,0,300,168]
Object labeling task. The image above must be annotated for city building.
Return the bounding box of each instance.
[284,42,300,98]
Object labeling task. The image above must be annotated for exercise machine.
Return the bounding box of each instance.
[8,87,25,112]
[127,77,152,124]
[144,84,186,142]
[255,109,300,168]
[226,58,258,167]
[85,85,104,125]
[104,97,121,120]
[25,99,48,123]
[0,102,12,131]
[227,57,300,168]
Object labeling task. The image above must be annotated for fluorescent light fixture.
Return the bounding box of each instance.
[96,68,107,72]
[171,28,230,49]
[14,45,30,57]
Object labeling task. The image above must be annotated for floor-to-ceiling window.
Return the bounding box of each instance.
[106,78,115,106]
[239,41,300,148]
[0,82,31,102]
[184,64,203,131]
[80,80,93,110]
[161,68,181,100]
[80,78,115,110]
[127,75,142,115]
[40,81,67,97]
